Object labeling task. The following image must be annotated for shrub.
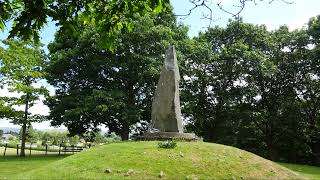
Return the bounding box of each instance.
[158,140,177,149]
[105,132,121,143]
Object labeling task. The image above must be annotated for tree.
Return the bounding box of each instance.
[19,125,39,145]
[93,130,106,144]
[181,16,320,165]
[25,125,39,144]
[0,0,292,47]
[52,131,69,146]
[45,6,188,140]
[68,135,80,146]
[0,40,48,156]
[296,15,320,164]
[182,20,275,146]
[0,0,169,49]
[41,132,53,146]
[40,131,69,146]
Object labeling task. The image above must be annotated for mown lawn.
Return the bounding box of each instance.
[0,155,69,179]
[0,144,319,179]
[0,147,74,179]
[20,142,306,179]
[279,162,320,179]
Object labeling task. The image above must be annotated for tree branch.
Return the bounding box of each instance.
[175,0,295,27]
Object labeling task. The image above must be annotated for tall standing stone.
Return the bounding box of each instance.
[151,45,183,133]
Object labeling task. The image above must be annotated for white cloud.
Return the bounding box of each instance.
[0,119,20,128]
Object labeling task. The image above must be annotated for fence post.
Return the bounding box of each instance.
[45,144,48,155]
[16,144,19,156]
[3,143,7,156]
[72,145,74,154]
[59,144,61,155]
[88,143,91,149]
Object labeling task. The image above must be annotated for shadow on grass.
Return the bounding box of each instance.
[0,154,71,163]
[278,162,320,179]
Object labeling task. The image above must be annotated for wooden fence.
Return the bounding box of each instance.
[1,143,90,156]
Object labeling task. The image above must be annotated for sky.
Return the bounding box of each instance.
[1,0,320,130]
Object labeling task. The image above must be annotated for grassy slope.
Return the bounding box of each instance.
[279,163,320,179]
[0,155,68,179]
[20,141,306,179]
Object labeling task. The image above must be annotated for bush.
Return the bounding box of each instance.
[158,140,177,149]
[105,132,121,143]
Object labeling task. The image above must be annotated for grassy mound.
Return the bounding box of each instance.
[21,141,305,179]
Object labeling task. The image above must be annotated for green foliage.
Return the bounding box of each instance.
[181,18,320,165]
[0,40,48,125]
[25,125,38,144]
[105,132,122,143]
[0,0,169,49]
[68,135,80,146]
[0,136,20,145]
[45,7,188,140]
[41,132,55,146]
[40,131,73,146]
[92,132,105,144]
[158,140,177,149]
[0,39,48,156]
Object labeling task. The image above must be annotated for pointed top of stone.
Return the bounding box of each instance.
[164,45,180,81]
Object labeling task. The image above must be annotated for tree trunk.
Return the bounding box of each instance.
[309,124,320,165]
[121,123,129,141]
[312,141,320,165]
[121,83,135,141]
[20,93,29,157]
[20,123,27,156]
[266,139,279,161]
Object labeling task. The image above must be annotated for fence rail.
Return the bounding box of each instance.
[0,143,89,156]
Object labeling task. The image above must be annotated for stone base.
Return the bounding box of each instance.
[137,132,198,141]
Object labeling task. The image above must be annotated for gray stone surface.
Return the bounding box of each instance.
[142,132,198,141]
[151,45,183,132]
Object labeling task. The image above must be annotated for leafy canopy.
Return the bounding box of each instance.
[45,7,188,139]
[0,39,48,125]
[0,0,169,49]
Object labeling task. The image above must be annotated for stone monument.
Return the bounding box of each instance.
[143,45,197,141]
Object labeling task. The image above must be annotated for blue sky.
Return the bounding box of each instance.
[1,0,320,129]
[172,0,320,36]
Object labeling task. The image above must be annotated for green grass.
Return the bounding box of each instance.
[279,162,320,179]
[0,155,69,179]
[2,142,319,179]
[19,141,305,179]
